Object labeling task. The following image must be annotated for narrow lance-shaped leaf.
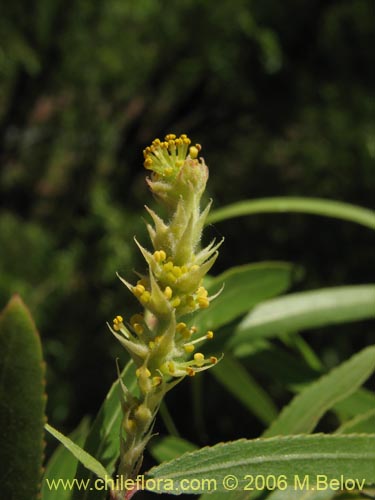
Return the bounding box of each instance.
[45,424,110,480]
[230,285,375,347]
[0,295,46,500]
[207,197,375,230]
[263,345,375,437]
[42,418,90,500]
[149,436,198,464]
[147,434,375,494]
[210,355,278,425]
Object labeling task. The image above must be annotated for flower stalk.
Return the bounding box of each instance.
[109,134,221,498]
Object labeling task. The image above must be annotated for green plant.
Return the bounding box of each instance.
[1,134,374,500]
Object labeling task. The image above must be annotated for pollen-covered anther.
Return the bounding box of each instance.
[164,286,173,299]
[186,367,196,377]
[136,367,151,378]
[133,284,145,297]
[171,297,181,308]
[113,315,124,331]
[184,344,195,354]
[194,353,205,367]
[154,250,167,263]
[140,291,151,304]
[197,296,210,309]
[206,330,214,340]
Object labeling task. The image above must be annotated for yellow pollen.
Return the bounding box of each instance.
[164,286,173,299]
[184,344,195,354]
[194,353,205,367]
[163,261,174,272]
[166,272,177,283]
[197,286,208,297]
[172,266,182,278]
[189,146,199,159]
[198,297,209,308]
[176,322,187,332]
[134,284,145,296]
[206,331,214,340]
[165,133,176,140]
[140,291,151,303]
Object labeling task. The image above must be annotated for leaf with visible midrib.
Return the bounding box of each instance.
[147,434,375,494]
[0,295,46,500]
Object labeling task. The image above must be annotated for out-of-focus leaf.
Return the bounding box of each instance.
[207,197,375,230]
[335,409,375,434]
[0,295,46,500]
[263,345,375,437]
[211,355,278,425]
[149,436,197,463]
[230,285,375,347]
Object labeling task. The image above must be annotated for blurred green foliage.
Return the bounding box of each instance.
[0,0,374,439]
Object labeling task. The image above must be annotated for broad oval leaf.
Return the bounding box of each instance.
[147,434,375,494]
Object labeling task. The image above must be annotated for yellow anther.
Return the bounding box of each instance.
[165,133,176,140]
[140,291,151,303]
[133,323,144,335]
[187,296,196,308]
[171,297,181,308]
[164,286,173,299]
[197,286,208,297]
[135,405,152,423]
[136,367,151,378]
[198,297,210,308]
[163,261,174,272]
[116,315,123,322]
[194,353,205,367]
[172,266,182,278]
[124,419,136,433]
[184,344,195,354]
[166,272,177,283]
[176,322,187,332]
[181,265,188,274]
[206,330,214,340]
[186,367,196,377]
[134,284,145,296]
[189,146,199,159]
[152,376,162,387]
[144,157,153,169]
[190,326,197,334]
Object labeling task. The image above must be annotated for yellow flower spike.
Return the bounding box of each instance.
[198,296,210,308]
[194,352,205,367]
[206,330,214,340]
[164,286,173,299]
[184,344,195,354]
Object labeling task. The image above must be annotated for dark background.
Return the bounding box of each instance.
[1,0,374,460]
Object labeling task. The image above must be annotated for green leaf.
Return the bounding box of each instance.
[147,434,375,494]
[211,355,278,425]
[0,295,46,500]
[45,424,109,480]
[207,197,375,230]
[335,409,375,434]
[149,436,198,463]
[263,345,375,437]
[192,262,295,332]
[230,285,375,347]
[72,359,138,500]
[42,418,90,500]
[266,487,336,500]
